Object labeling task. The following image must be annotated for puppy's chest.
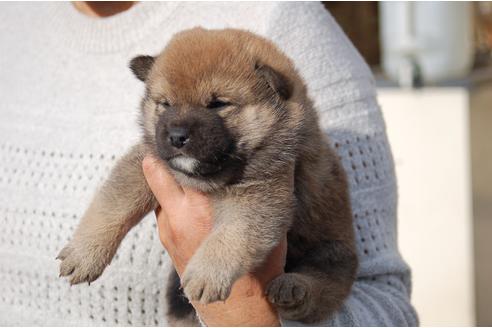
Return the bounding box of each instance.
[210,195,244,225]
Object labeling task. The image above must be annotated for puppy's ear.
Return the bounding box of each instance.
[255,62,292,100]
[129,55,155,82]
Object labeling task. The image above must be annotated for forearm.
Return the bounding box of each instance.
[193,273,280,327]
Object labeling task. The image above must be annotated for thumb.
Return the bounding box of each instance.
[142,155,184,208]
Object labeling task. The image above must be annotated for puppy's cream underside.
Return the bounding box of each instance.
[58,28,358,325]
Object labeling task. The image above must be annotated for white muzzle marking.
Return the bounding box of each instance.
[170,156,199,174]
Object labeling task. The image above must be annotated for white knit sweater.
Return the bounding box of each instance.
[0,2,417,326]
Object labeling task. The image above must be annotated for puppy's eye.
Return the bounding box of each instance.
[161,100,170,107]
[206,100,231,109]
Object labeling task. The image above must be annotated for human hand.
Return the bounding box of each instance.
[142,155,286,326]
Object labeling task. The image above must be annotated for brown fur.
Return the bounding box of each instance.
[58,28,357,324]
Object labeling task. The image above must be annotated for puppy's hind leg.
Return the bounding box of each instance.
[58,143,157,285]
[266,240,358,323]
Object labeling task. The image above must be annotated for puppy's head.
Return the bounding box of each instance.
[130,28,304,188]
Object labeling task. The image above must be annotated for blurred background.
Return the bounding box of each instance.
[322,2,492,326]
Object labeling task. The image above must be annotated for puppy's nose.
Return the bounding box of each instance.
[168,127,189,149]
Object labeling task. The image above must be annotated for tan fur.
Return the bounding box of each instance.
[58,28,357,324]
[57,143,157,284]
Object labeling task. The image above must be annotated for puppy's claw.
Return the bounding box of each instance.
[59,262,75,277]
[56,245,72,261]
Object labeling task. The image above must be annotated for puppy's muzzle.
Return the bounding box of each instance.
[155,110,236,178]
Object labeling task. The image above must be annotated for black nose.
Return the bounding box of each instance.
[168,127,189,149]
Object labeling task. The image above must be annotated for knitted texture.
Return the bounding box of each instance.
[0,2,418,326]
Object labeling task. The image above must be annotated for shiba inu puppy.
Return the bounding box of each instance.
[58,28,357,324]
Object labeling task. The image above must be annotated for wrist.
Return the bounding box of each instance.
[193,274,280,326]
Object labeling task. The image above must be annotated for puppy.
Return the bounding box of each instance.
[57,28,358,324]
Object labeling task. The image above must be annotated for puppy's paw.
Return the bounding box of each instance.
[181,258,235,304]
[266,273,315,321]
[267,273,308,307]
[57,239,113,285]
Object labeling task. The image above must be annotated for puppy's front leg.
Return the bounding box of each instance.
[181,181,294,304]
[58,143,157,284]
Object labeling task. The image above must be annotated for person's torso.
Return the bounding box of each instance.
[0,2,277,325]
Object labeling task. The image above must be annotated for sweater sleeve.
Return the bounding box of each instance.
[265,2,419,326]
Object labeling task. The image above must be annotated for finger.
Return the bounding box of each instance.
[182,185,211,207]
[155,206,172,233]
[154,205,167,227]
[254,235,288,285]
[142,155,184,207]
[269,235,287,264]
[277,235,288,264]
[155,206,161,218]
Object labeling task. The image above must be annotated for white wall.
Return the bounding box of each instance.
[378,88,475,326]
